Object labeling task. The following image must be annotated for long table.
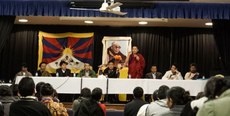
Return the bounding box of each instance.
[15,76,207,96]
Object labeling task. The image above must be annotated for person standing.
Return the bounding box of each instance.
[125,46,145,78]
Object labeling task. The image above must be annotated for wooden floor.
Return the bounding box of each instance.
[63,102,125,111]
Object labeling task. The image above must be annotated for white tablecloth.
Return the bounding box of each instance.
[15,76,207,96]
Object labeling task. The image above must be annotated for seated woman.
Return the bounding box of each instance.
[162,64,183,80]
[159,86,191,116]
[184,63,199,80]
[78,63,96,78]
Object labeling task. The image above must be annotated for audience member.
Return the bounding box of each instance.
[10,84,20,101]
[145,65,163,79]
[40,83,68,116]
[0,85,17,116]
[72,88,91,115]
[162,64,183,80]
[184,63,199,80]
[75,88,105,116]
[197,77,230,116]
[15,63,32,77]
[124,87,147,116]
[78,63,96,78]
[9,77,51,116]
[36,62,51,77]
[145,85,170,116]
[35,82,45,101]
[159,86,191,116]
[56,61,71,77]
[0,102,3,116]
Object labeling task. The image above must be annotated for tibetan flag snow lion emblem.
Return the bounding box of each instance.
[38,31,94,73]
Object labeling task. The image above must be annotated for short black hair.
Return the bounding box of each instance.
[0,85,12,96]
[59,61,68,66]
[10,84,19,96]
[39,62,47,67]
[18,77,35,97]
[152,90,159,101]
[36,82,45,93]
[167,86,191,105]
[133,87,144,99]
[21,63,28,68]
[91,88,102,101]
[80,88,91,98]
[171,63,178,69]
[108,60,114,64]
[40,83,54,96]
[158,85,169,99]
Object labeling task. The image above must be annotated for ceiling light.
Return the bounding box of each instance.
[84,20,94,24]
[18,19,28,23]
[205,22,213,26]
[138,21,148,25]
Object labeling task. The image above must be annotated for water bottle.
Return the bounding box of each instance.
[202,76,205,80]
[35,72,38,76]
[56,72,59,77]
[73,73,76,77]
[23,72,26,76]
[128,74,131,79]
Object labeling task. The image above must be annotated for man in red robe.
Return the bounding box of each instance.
[126,46,145,78]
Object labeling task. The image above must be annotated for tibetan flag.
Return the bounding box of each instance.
[38,31,94,73]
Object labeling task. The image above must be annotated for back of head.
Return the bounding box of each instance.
[18,77,35,97]
[36,82,45,94]
[91,88,102,101]
[0,85,12,96]
[204,76,229,100]
[158,85,169,99]
[81,88,91,98]
[152,90,159,101]
[40,83,54,97]
[167,86,191,105]
[10,84,19,96]
[133,87,144,99]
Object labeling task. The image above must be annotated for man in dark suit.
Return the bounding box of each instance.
[124,87,148,116]
[56,61,71,77]
[145,65,163,79]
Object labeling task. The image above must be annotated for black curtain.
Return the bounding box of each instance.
[0,25,220,81]
[213,20,230,75]
[172,28,221,77]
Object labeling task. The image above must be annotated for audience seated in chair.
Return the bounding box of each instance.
[9,77,51,116]
[0,85,17,116]
[40,83,68,116]
[35,82,45,101]
[10,84,20,101]
[72,88,91,115]
[159,86,191,116]
[144,85,170,116]
[75,88,105,116]
[124,87,148,116]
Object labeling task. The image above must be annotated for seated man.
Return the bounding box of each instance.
[162,64,183,80]
[9,77,51,116]
[145,85,170,116]
[36,62,51,77]
[145,65,163,79]
[0,85,17,116]
[184,63,199,80]
[56,61,71,77]
[72,88,91,115]
[124,87,148,116]
[76,88,105,116]
[15,63,32,76]
[103,61,119,78]
[78,63,96,78]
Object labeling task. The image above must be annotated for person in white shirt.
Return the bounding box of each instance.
[162,64,183,80]
[184,63,199,80]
